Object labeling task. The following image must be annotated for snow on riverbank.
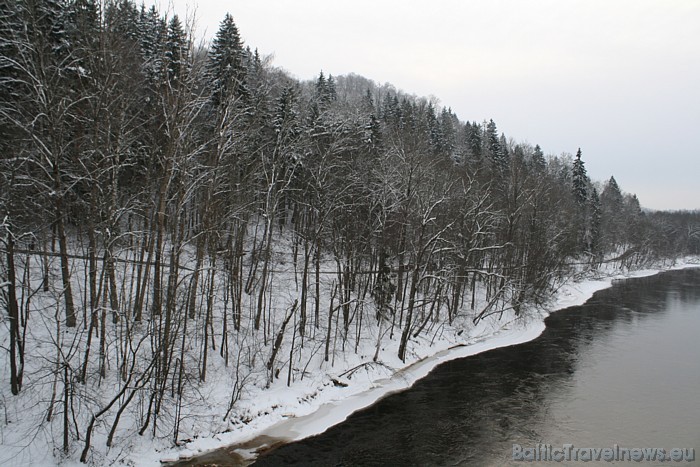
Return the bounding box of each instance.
[146,258,699,467]
[2,256,696,467]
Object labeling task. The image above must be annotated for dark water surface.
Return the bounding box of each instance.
[198,268,700,466]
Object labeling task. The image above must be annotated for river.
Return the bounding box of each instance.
[185,268,700,466]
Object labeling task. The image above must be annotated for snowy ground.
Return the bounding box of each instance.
[2,252,697,467]
[146,258,700,467]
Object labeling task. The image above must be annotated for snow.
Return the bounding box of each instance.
[145,258,700,466]
[0,244,697,467]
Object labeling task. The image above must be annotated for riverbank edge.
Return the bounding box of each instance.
[157,259,700,466]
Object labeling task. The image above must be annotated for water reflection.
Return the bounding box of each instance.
[198,269,700,466]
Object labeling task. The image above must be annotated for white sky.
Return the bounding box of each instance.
[155,0,700,211]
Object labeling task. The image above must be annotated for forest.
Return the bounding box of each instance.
[2,1,700,464]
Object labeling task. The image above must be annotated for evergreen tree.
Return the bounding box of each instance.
[208,13,248,106]
[484,119,508,172]
[245,47,265,91]
[439,107,457,159]
[624,193,645,246]
[315,71,326,98]
[499,133,510,163]
[531,144,546,172]
[106,0,141,45]
[601,176,623,208]
[138,5,166,84]
[381,92,400,128]
[273,84,300,146]
[464,121,482,163]
[600,175,624,249]
[326,73,337,102]
[164,15,188,84]
[572,148,589,205]
[363,113,383,156]
[63,0,100,68]
[426,102,443,155]
[314,71,337,107]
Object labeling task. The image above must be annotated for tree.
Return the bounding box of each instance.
[570,148,593,252]
[208,13,248,106]
[571,148,588,206]
[600,175,624,250]
[483,119,508,173]
[164,15,188,84]
[531,144,546,172]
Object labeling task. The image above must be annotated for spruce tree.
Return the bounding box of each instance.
[138,5,166,84]
[326,74,337,102]
[484,119,508,172]
[314,71,337,108]
[364,113,383,156]
[531,144,546,172]
[208,13,248,106]
[273,84,300,147]
[164,15,188,84]
[572,148,589,205]
[600,176,624,250]
[465,121,482,162]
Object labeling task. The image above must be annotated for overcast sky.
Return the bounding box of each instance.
[155,0,699,211]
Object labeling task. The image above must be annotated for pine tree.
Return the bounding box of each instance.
[426,102,443,155]
[464,121,482,163]
[381,92,399,127]
[326,73,337,102]
[600,176,624,250]
[208,13,248,106]
[63,0,99,68]
[315,71,326,99]
[273,84,300,147]
[499,133,509,163]
[364,113,383,156]
[138,5,167,85]
[484,119,508,172]
[439,107,457,159]
[246,47,265,91]
[314,71,337,108]
[531,144,546,172]
[106,0,140,45]
[572,148,589,205]
[624,193,645,246]
[164,15,188,84]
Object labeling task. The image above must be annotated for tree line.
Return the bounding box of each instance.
[1,0,699,463]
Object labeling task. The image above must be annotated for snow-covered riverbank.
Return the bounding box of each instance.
[3,258,697,467]
[147,258,699,467]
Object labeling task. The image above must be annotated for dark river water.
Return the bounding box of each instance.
[192,268,700,466]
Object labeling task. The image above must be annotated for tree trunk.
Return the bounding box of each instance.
[6,234,22,394]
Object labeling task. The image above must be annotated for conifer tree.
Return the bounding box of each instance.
[572,148,589,205]
[208,13,248,106]
[484,119,508,172]
[531,144,546,172]
[463,122,482,164]
[164,15,188,84]
[138,5,166,84]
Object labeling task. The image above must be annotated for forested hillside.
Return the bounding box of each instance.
[2,1,699,464]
